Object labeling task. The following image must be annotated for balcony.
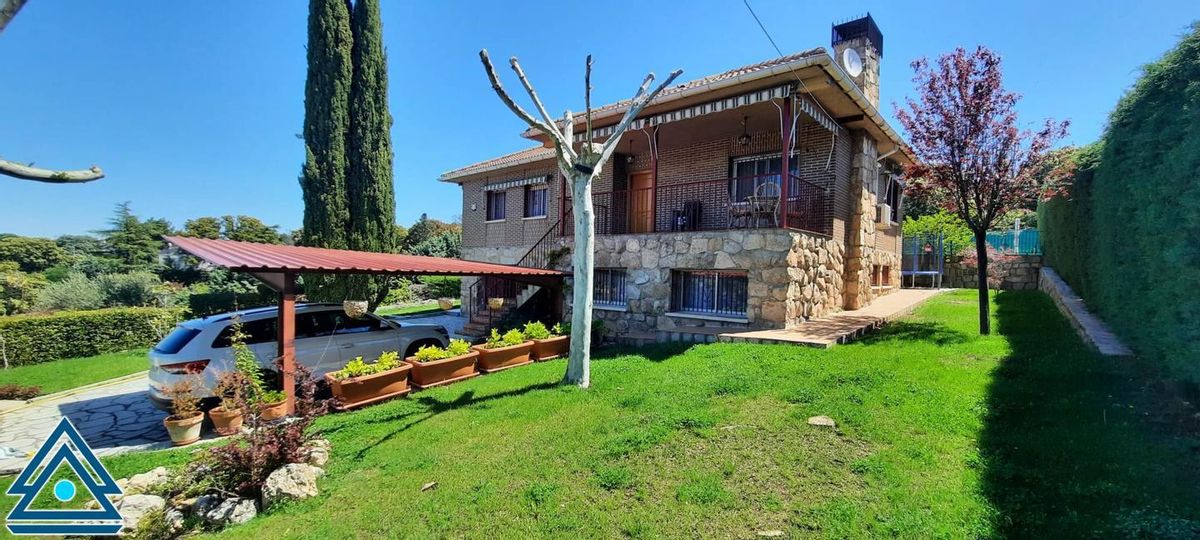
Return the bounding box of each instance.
[561,173,833,238]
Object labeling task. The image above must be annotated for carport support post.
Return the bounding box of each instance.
[277,272,297,414]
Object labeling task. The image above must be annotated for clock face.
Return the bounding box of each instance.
[842,48,864,77]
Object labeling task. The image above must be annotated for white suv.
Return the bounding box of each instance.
[148,303,449,410]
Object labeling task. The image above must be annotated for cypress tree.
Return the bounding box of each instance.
[300,0,353,301]
[347,0,397,307]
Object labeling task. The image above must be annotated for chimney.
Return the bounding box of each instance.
[831,14,883,108]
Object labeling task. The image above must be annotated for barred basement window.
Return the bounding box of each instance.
[670,270,748,317]
[593,268,627,307]
[486,190,506,221]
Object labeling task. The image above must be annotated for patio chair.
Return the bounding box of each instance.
[748,181,781,228]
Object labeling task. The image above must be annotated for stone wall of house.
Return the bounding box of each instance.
[943,255,1042,290]
[580,229,845,338]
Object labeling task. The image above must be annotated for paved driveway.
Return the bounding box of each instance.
[0,375,167,474]
[0,310,469,475]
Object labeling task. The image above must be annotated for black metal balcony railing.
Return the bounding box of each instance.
[560,173,832,238]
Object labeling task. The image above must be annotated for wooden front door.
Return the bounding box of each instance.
[629,171,653,233]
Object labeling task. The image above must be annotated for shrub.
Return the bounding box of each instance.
[416,276,460,300]
[213,370,246,412]
[0,307,183,366]
[0,384,41,400]
[163,378,201,420]
[97,271,162,307]
[0,236,66,273]
[187,289,275,318]
[902,210,973,257]
[522,321,551,340]
[382,279,414,305]
[202,364,324,498]
[0,270,46,316]
[1039,26,1200,384]
[483,328,526,349]
[330,350,404,380]
[33,273,104,312]
[411,339,471,362]
[552,322,569,336]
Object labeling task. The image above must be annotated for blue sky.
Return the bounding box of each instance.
[1,0,1196,238]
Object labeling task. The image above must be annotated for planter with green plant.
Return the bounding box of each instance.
[525,321,570,361]
[229,318,289,421]
[405,339,478,388]
[471,328,533,373]
[162,377,205,446]
[209,371,246,436]
[326,351,412,410]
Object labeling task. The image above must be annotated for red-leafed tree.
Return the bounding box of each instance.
[895,46,1070,334]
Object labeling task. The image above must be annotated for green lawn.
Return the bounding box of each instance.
[3,290,1198,538]
[0,349,147,397]
[376,300,460,317]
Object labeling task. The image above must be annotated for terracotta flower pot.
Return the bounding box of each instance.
[437,298,455,311]
[487,297,505,310]
[531,335,570,361]
[259,400,289,421]
[405,351,479,389]
[472,341,534,373]
[209,406,244,436]
[325,363,413,410]
[163,412,204,446]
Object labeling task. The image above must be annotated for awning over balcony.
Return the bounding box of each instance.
[573,84,840,143]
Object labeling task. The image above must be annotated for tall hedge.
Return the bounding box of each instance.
[1039,24,1200,384]
[0,307,183,366]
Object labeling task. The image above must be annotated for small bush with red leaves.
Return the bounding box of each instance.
[200,361,327,498]
[0,383,40,400]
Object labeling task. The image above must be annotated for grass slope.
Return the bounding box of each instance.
[2,291,1197,538]
[376,300,460,317]
[0,349,147,396]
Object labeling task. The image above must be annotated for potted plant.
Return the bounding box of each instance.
[525,321,570,361]
[405,339,479,389]
[225,318,290,421]
[471,328,533,373]
[326,351,413,410]
[437,297,455,311]
[209,371,246,436]
[162,378,204,446]
[257,390,289,421]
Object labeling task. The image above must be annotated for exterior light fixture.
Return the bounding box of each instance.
[737,116,752,147]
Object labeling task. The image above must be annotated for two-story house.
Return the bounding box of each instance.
[441,15,915,342]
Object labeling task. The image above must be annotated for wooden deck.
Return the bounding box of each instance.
[719,289,946,348]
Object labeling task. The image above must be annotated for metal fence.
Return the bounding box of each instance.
[986,229,1041,255]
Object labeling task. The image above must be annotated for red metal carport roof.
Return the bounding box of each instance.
[164,236,563,278]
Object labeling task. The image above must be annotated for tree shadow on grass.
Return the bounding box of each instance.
[980,290,1200,537]
[856,320,970,346]
[593,342,694,363]
[344,380,560,460]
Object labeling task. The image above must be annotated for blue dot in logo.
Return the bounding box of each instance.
[53,479,76,502]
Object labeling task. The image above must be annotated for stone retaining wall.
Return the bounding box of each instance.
[943,255,1042,290]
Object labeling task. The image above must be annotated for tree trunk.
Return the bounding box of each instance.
[974,231,991,335]
[565,171,595,388]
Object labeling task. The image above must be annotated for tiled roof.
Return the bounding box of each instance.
[439,145,555,181]
[442,48,830,181]
[581,48,826,120]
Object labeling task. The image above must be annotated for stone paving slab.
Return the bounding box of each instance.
[719,289,946,347]
[0,375,169,475]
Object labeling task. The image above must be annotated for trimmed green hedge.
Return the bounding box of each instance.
[0,307,184,366]
[1039,24,1200,384]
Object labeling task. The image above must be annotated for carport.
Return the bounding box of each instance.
[163,236,564,412]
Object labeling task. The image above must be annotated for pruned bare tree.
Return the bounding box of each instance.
[0,159,104,183]
[1,0,106,184]
[480,50,680,388]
